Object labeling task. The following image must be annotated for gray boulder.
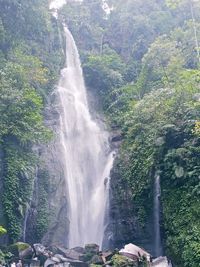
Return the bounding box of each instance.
[90,255,104,265]
[19,246,34,259]
[84,244,99,254]
[64,249,84,261]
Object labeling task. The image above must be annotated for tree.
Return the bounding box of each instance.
[166,0,200,63]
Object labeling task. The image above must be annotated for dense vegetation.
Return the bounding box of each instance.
[59,0,200,266]
[0,0,63,242]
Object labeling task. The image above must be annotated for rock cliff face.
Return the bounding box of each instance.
[108,153,155,255]
[25,93,70,247]
[41,100,70,247]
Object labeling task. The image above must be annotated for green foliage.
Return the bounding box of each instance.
[2,143,37,242]
[0,225,7,236]
[7,47,48,87]
[115,85,200,265]
[0,0,51,44]
[65,2,200,265]
[160,140,200,266]
[67,0,200,118]
[105,0,177,62]
[9,242,29,253]
[193,121,200,135]
[83,53,125,101]
[0,72,52,144]
[0,0,62,242]
[33,170,49,242]
[0,249,12,265]
[111,254,139,267]
[166,0,183,9]
[60,0,105,54]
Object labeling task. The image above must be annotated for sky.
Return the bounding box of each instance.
[49,0,66,10]
[49,0,111,15]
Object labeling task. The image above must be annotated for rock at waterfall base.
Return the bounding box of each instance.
[119,243,150,260]
[8,242,31,258]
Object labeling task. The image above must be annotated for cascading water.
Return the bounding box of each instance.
[153,257,172,267]
[23,204,29,242]
[57,26,114,248]
[154,174,163,257]
[153,175,173,266]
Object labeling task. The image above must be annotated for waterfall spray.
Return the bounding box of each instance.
[56,26,114,248]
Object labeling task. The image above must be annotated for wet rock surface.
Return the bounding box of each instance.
[108,156,155,255]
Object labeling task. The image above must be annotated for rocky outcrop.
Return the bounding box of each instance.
[0,241,171,267]
[24,93,70,247]
[39,98,70,247]
[108,157,155,255]
[109,127,123,151]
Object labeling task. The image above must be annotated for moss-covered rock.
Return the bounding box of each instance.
[8,242,30,257]
[111,254,138,267]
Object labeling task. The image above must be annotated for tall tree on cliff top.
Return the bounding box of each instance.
[166,0,200,63]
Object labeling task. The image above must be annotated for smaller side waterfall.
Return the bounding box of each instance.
[154,173,163,257]
[153,256,172,267]
[23,204,29,242]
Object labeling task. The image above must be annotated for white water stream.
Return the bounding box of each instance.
[153,256,172,267]
[154,174,163,257]
[56,25,114,248]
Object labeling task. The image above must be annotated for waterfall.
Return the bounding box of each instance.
[23,204,29,242]
[152,256,172,267]
[154,174,163,257]
[57,26,114,248]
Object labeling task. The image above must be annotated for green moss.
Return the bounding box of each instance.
[0,225,7,235]
[10,242,29,252]
[111,254,138,267]
[8,242,30,258]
